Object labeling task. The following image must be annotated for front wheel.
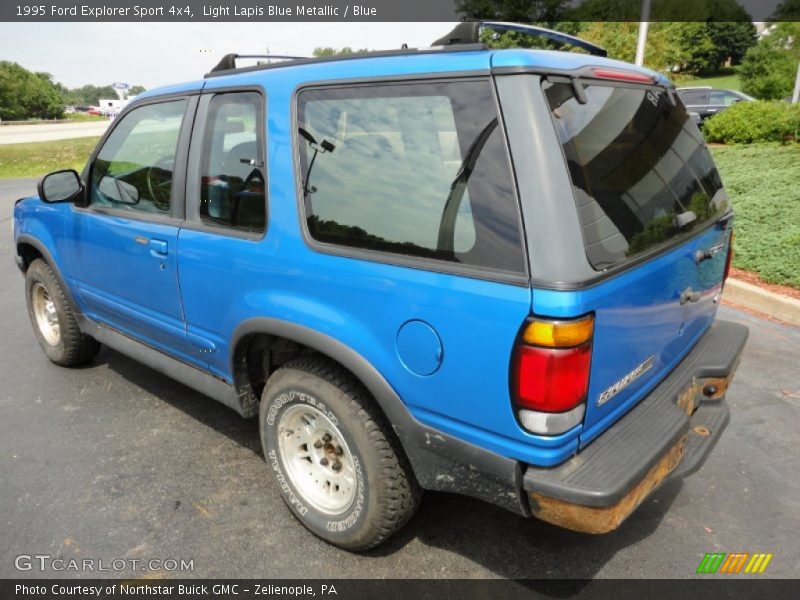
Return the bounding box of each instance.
[260,356,421,551]
[25,258,100,366]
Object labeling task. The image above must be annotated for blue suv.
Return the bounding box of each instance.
[13,23,748,550]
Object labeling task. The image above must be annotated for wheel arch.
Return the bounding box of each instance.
[230,317,410,431]
[16,234,82,316]
[230,317,529,515]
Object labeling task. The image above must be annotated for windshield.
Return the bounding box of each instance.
[544,81,727,270]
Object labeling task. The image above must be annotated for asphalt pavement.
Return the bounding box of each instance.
[1,178,799,579]
[0,121,109,145]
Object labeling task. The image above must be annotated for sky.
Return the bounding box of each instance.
[0,22,450,90]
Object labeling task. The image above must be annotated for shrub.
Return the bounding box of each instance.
[703,101,800,144]
[740,43,798,100]
[740,23,800,100]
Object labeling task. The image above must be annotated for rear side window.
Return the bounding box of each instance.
[544,81,727,270]
[199,92,265,233]
[709,90,739,106]
[678,90,708,105]
[296,80,525,275]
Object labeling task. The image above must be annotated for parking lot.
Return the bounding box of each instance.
[1,178,799,579]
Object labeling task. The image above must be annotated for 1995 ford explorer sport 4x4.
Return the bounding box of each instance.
[13,22,748,550]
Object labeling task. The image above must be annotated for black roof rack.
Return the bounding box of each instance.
[205,22,606,79]
[210,54,306,73]
[204,44,487,78]
[432,22,607,58]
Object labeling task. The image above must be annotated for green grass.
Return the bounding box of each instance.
[63,113,108,122]
[678,68,742,92]
[0,136,99,179]
[711,144,800,288]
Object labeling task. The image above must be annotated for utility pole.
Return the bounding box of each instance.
[635,0,652,67]
[792,61,800,104]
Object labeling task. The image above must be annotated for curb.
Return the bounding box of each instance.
[723,278,800,327]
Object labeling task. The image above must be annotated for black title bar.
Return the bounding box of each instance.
[1,0,798,22]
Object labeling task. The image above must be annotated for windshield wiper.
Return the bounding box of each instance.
[437,117,498,253]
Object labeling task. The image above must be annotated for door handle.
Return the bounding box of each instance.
[680,287,702,305]
[694,243,725,264]
[149,239,168,257]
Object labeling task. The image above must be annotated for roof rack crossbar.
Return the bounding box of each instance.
[210,53,307,73]
[432,21,607,58]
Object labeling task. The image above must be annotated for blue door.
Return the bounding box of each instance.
[65,97,200,365]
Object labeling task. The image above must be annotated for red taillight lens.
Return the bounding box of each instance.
[591,68,654,84]
[514,343,592,413]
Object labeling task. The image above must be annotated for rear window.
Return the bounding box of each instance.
[296,80,526,275]
[544,81,727,270]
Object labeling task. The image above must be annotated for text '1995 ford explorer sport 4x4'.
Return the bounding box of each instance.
[13,22,748,550]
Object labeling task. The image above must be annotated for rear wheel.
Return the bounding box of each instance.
[25,258,100,366]
[260,356,421,550]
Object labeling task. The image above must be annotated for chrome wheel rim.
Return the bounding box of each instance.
[277,403,357,515]
[32,283,60,346]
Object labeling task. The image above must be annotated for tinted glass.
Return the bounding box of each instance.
[545,82,727,269]
[199,92,265,233]
[90,100,186,214]
[678,90,708,105]
[709,91,738,106]
[296,80,525,274]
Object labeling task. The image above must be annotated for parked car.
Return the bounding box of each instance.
[13,22,747,551]
[677,86,755,123]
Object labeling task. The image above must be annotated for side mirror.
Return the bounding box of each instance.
[97,176,140,205]
[38,170,84,203]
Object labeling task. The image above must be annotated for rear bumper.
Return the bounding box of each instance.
[522,319,748,533]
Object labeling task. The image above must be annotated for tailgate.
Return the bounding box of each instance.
[536,76,734,445]
[577,224,731,445]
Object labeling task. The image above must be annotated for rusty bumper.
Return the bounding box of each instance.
[522,320,748,534]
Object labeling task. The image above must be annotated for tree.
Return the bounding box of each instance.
[312,47,369,57]
[773,0,800,20]
[456,0,756,75]
[704,21,757,68]
[740,24,800,100]
[64,84,119,106]
[128,85,146,97]
[0,61,64,120]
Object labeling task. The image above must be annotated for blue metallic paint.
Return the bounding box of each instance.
[13,48,725,471]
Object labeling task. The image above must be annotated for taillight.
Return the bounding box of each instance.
[590,68,654,84]
[512,315,594,435]
[723,231,735,285]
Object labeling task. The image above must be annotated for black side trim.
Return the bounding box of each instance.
[231,317,529,516]
[78,318,243,415]
[523,320,748,507]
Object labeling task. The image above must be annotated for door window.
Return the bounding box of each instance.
[89,100,187,214]
[199,92,266,233]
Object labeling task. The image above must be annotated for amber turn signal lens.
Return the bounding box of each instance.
[521,316,594,348]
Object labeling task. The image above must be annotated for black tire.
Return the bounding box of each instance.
[260,355,421,551]
[25,258,101,367]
